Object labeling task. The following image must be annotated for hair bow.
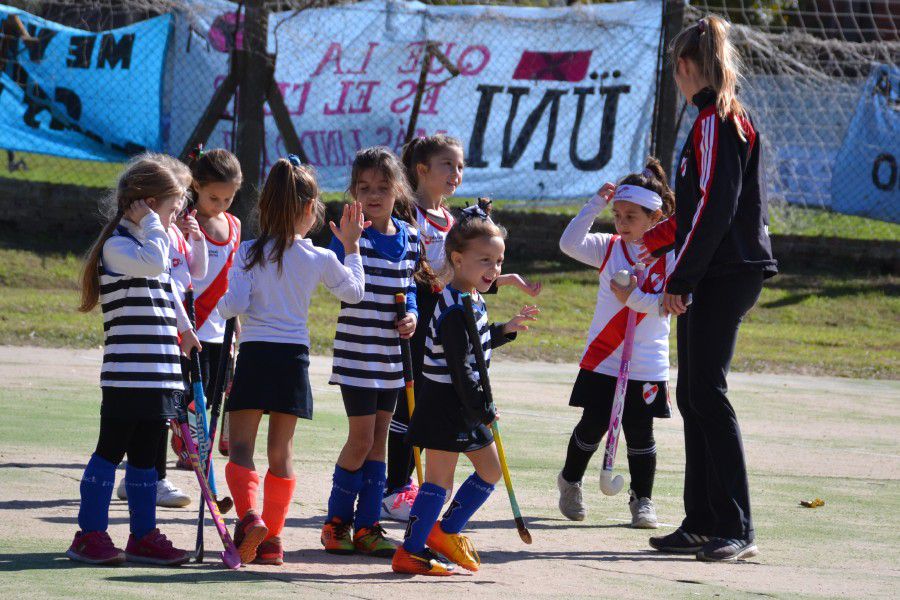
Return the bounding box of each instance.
[188,143,205,161]
[698,18,707,34]
[287,154,302,167]
[460,198,492,223]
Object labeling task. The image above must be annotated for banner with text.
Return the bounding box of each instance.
[169,0,662,199]
[0,7,171,162]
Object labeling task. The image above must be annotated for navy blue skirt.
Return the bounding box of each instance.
[225,341,313,419]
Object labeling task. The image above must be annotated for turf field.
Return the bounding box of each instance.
[1,346,897,599]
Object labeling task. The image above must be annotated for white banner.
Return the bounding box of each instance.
[168,0,662,200]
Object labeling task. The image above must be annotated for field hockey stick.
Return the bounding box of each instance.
[194,319,234,563]
[600,264,646,496]
[174,394,241,570]
[183,291,215,562]
[203,316,235,516]
[394,293,424,487]
[460,292,532,545]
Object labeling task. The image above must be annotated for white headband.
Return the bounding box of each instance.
[611,184,662,211]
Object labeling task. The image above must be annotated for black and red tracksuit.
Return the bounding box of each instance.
[643,88,777,541]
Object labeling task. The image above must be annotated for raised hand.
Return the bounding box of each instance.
[329,201,370,254]
[503,304,540,335]
[126,199,152,223]
[497,273,542,297]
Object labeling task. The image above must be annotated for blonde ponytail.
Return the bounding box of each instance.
[670,14,748,140]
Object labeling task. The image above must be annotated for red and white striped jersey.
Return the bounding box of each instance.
[579,235,674,381]
[168,226,192,301]
[415,204,454,271]
[193,212,240,343]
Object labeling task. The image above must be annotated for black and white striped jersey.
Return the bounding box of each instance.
[421,285,491,385]
[330,218,419,389]
[99,225,184,390]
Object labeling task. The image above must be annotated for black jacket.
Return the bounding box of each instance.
[648,89,777,295]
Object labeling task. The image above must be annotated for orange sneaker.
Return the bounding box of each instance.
[426,524,480,571]
[321,517,354,555]
[233,510,268,564]
[392,545,455,576]
[253,536,283,565]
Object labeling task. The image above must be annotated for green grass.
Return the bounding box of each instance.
[2,152,121,188]
[0,246,896,378]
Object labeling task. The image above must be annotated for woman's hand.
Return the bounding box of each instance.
[503,305,540,335]
[179,209,203,241]
[610,274,637,304]
[662,292,689,316]
[396,312,417,339]
[330,201,370,254]
[497,273,542,297]
[179,328,202,357]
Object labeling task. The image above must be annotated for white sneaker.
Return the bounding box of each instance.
[629,491,658,529]
[380,484,418,522]
[116,477,128,501]
[557,472,586,521]
[156,479,191,508]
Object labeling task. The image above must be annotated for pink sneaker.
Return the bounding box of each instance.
[125,529,190,565]
[380,483,419,522]
[234,510,268,564]
[66,531,125,565]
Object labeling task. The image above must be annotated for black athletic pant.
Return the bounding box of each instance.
[561,398,657,499]
[386,284,439,492]
[95,416,168,471]
[677,270,763,541]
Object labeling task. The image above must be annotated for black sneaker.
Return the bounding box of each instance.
[696,537,758,562]
[649,528,711,554]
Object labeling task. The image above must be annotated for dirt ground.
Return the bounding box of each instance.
[1,346,898,599]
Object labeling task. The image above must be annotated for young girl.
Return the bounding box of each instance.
[392,203,538,576]
[321,147,428,557]
[645,16,776,562]
[382,135,541,521]
[556,159,676,530]
[188,147,243,397]
[218,156,367,566]
[68,154,201,566]
[114,157,203,507]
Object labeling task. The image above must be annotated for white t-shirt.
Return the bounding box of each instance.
[218,237,365,347]
[415,204,454,271]
[193,213,240,342]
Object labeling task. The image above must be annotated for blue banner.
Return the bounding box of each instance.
[0,7,171,162]
[831,64,900,223]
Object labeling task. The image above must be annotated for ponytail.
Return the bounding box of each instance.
[670,14,748,140]
[79,211,123,312]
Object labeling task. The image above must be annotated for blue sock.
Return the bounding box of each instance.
[402,482,446,553]
[77,454,117,532]
[354,461,387,530]
[440,473,495,534]
[326,465,363,524]
[126,464,158,539]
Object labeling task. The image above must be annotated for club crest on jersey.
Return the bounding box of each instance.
[172,257,182,268]
[642,383,659,405]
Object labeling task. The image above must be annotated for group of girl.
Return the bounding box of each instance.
[67,12,775,574]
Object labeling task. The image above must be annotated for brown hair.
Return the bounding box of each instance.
[79,154,186,312]
[670,14,747,139]
[444,198,507,276]
[189,147,243,189]
[349,146,439,288]
[617,157,675,221]
[400,134,464,192]
[244,158,323,274]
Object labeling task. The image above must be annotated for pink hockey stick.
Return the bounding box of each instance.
[600,263,646,496]
[175,399,241,569]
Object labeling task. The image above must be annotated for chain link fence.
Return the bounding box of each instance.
[1,0,898,240]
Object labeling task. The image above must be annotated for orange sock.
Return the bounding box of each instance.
[225,461,259,519]
[262,470,296,540]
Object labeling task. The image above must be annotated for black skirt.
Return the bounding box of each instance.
[406,378,494,453]
[569,368,671,419]
[101,386,180,420]
[225,341,314,419]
